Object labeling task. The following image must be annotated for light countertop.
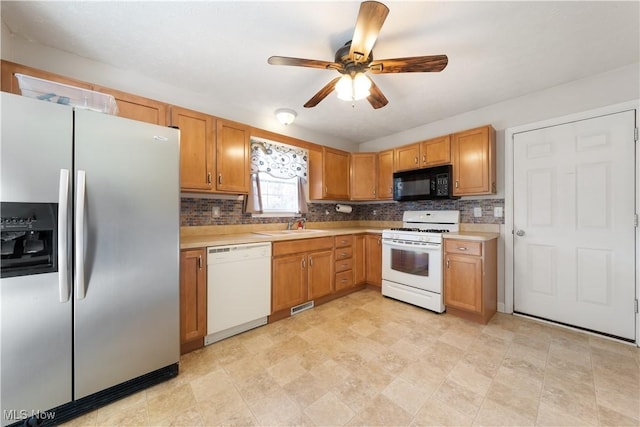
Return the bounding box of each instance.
[181,227,385,249]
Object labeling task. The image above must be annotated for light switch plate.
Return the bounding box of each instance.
[494,207,503,217]
[211,206,221,217]
[473,207,482,217]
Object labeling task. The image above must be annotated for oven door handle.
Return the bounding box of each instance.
[383,239,441,251]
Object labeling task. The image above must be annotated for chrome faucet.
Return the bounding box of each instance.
[287,217,306,230]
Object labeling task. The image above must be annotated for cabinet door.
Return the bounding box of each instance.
[180,249,207,344]
[308,250,334,299]
[365,234,382,287]
[354,235,366,285]
[444,254,483,313]
[95,86,168,126]
[171,107,214,191]
[216,119,250,193]
[420,135,450,167]
[272,254,307,312]
[324,148,351,199]
[452,125,496,195]
[351,153,377,200]
[394,143,420,171]
[377,149,394,200]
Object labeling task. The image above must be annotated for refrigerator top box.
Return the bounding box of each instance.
[15,73,119,115]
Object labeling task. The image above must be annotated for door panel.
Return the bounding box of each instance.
[73,110,180,398]
[513,110,636,340]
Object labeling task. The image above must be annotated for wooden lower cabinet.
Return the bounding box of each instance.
[307,250,334,299]
[334,235,355,291]
[353,235,366,286]
[180,249,207,354]
[444,238,497,324]
[271,237,334,315]
[365,234,382,288]
[272,254,307,312]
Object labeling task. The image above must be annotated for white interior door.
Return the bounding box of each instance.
[513,110,636,340]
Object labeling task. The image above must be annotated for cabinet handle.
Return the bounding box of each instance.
[207,173,212,184]
[341,263,348,268]
[377,238,381,246]
[422,155,426,163]
[302,257,306,268]
[455,180,459,188]
[457,247,468,251]
[373,189,376,195]
[218,174,222,185]
[325,186,328,194]
[446,259,450,268]
[341,252,347,257]
[198,255,203,269]
[309,256,313,267]
[341,279,347,283]
[414,156,418,164]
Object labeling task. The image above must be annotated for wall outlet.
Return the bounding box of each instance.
[494,207,503,217]
[473,207,482,217]
[372,209,377,216]
[211,206,221,218]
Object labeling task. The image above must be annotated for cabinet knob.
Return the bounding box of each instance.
[457,247,468,251]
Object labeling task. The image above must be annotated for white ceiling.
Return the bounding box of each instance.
[1,1,639,145]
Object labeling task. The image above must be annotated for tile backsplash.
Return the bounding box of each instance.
[181,197,505,227]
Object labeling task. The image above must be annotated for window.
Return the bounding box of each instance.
[245,138,308,216]
[258,173,299,213]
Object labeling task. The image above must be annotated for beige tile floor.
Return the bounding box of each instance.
[64,289,640,426]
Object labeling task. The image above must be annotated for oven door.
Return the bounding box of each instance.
[382,238,442,293]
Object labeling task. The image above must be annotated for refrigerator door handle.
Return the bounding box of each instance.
[75,170,86,300]
[58,169,70,302]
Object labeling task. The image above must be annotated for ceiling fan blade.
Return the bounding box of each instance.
[303,76,341,108]
[369,55,449,73]
[268,56,343,71]
[349,1,389,63]
[367,78,388,109]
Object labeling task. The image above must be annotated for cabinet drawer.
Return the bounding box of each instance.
[335,269,354,290]
[334,235,354,248]
[335,258,353,273]
[444,240,482,256]
[335,247,353,260]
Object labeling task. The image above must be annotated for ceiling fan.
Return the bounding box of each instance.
[267,1,448,109]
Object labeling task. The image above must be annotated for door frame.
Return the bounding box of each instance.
[504,100,640,345]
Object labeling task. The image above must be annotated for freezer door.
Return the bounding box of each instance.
[73,110,180,399]
[1,93,73,426]
[0,92,72,202]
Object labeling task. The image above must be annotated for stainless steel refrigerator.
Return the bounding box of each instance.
[0,92,180,426]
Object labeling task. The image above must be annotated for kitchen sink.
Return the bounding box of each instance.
[252,229,325,236]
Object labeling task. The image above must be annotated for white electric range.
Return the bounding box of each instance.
[381,210,460,313]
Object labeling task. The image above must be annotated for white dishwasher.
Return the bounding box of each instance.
[205,242,271,345]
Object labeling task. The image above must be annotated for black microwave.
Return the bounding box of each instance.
[393,164,458,201]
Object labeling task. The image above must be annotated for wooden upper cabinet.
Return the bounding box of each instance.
[309,147,350,200]
[93,86,168,126]
[452,125,496,196]
[170,106,215,192]
[2,61,168,126]
[216,119,250,193]
[394,143,421,172]
[1,60,93,95]
[350,153,377,200]
[377,149,394,200]
[420,135,451,167]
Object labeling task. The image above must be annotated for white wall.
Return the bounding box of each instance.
[0,22,359,152]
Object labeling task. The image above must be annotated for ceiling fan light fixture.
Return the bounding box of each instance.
[275,108,297,125]
[336,73,371,102]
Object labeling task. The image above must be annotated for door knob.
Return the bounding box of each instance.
[516,230,525,236]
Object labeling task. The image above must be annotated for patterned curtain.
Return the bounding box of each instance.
[244,138,308,214]
[249,139,308,180]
